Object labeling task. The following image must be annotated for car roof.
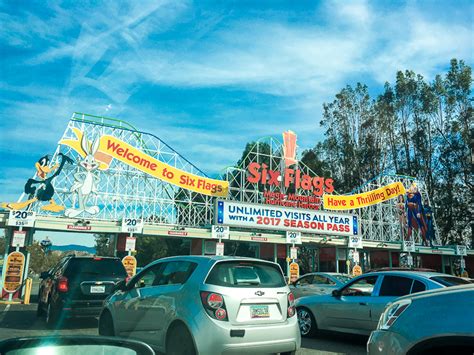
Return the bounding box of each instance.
[395,283,474,302]
[361,270,452,278]
[146,255,279,266]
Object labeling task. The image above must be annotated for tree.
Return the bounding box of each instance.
[309,58,472,246]
[26,241,63,274]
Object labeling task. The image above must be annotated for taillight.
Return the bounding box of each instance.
[287,292,295,318]
[57,277,68,293]
[200,291,228,321]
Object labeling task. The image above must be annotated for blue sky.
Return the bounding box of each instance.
[0,0,472,246]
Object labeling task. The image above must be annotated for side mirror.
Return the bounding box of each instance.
[332,289,342,298]
[40,272,49,280]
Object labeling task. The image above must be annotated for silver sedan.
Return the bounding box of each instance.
[290,272,351,299]
[99,255,301,354]
[296,271,470,337]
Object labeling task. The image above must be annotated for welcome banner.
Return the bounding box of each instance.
[61,130,228,197]
[323,182,405,210]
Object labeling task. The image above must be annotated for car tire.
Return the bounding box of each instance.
[99,311,115,336]
[36,294,45,317]
[45,300,59,329]
[281,352,296,355]
[297,307,318,337]
[166,323,196,355]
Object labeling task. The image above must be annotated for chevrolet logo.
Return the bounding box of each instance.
[255,291,265,296]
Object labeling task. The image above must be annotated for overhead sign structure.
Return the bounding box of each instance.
[323,182,406,211]
[403,240,416,253]
[121,218,143,234]
[348,235,363,249]
[12,231,27,248]
[3,251,25,293]
[122,255,137,278]
[216,200,358,237]
[8,210,36,228]
[286,231,302,245]
[456,245,467,256]
[211,225,230,240]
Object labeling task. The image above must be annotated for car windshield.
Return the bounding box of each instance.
[206,261,286,288]
[333,275,351,284]
[430,276,471,287]
[65,259,127,277]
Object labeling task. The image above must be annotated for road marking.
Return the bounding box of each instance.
[0,304,10,324]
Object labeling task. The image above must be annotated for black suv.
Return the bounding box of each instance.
[37,255,127,327]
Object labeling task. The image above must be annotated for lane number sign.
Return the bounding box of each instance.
[216,242,225,256]
[456,245,467,256]
[121,218,143,234]
[286,231,302,245]
[125,237,136,251]
[12,231,27,248]
[290,247,298,260]
[8,210,36,228]
[403,240,416,253]
[212,225,230,240]
[348,235,363,249]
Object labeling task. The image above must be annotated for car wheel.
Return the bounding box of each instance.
[45,301,58,329]
[166,323,196,355]
[99,311,115,336]
[36,295,45,317]
[280,352,296,355]
[297,307,318,337]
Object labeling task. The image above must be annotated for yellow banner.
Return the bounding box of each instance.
[323,182,406,210]
[60,130,228,197]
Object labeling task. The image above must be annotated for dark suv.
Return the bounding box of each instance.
[37,255,127,327]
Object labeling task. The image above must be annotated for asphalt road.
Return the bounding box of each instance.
[0,281,366,355]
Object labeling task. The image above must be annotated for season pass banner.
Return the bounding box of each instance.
[216,200,358,236]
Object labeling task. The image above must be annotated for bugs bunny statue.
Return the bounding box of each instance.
[65,133,101,218]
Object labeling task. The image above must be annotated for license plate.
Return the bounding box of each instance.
[250,305,270,318]
[90,285,105,294]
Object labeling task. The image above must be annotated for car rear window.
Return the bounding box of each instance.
[206,261,286,288]
[65,258,127,277]
[430,276,471,286]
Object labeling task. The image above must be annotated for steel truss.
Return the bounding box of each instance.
[21,113,214,226]
[17,114,441,245]
[354,175,442,245]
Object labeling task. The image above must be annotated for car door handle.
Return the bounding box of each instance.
[359,302,367,305]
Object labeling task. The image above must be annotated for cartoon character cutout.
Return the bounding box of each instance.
[64,133,101,218]
[1,153,73,212]
[423,199,435,247]
[396,194,407,240]
[405,183,428,246]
